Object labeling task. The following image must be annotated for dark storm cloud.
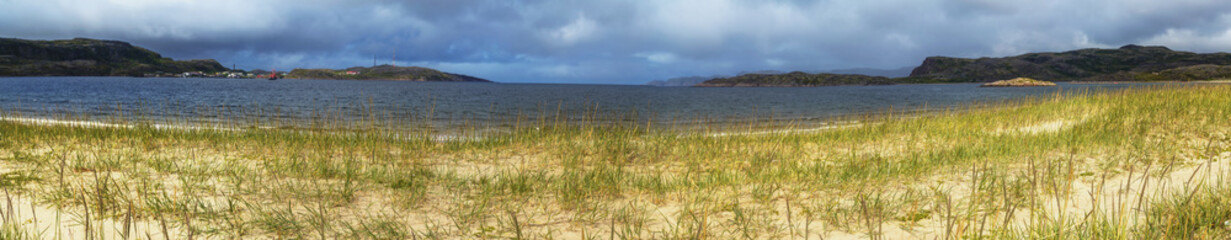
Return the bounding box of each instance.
[3,0,1231,84]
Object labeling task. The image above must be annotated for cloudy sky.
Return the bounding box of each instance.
[4,0,1231,84]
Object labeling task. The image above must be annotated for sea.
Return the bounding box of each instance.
[0,77,1178,131]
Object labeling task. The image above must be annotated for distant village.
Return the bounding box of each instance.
[143,70,283,79]
[142,70,362,79]
[140,69,359,79]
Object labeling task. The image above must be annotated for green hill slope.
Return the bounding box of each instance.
[287,65,492,82]
[696,71,892,87]
[905,45,1231,82]
[0,38,227,76]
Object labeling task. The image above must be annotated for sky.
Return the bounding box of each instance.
[4,0,1231,84]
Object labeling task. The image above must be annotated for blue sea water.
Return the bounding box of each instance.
[0,77,1174,130]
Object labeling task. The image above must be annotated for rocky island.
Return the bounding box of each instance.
[980,77,1057,87]
[0,38,226,76]
[286,65,491,82]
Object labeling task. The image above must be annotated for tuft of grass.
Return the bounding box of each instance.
[1138,183,1231,239]
[0,223,36,240]
[0,171,39,188]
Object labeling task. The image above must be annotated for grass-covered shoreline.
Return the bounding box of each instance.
[1,85,1229,239]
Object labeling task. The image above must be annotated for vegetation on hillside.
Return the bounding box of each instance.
[906,45,1231,82]
[1082,64,1231,82]
[0,38,226,76]
[697,71,893,87]
[287,65,491,82]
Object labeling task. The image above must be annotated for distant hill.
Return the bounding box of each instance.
[652,67,910,87]
[0,38,226,76]
[825,66,914,78]
[286,65,492,82]
[646,76,718,87]
[696,71,892,87]
[905,45,1231,82]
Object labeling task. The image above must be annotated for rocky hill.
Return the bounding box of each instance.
[286,65,491,82]
[906,45,1231,82]
[0,38,227,76]
[696,71,892,87]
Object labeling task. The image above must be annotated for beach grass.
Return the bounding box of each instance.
[0,84,1229,239]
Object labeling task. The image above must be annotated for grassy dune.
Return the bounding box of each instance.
[0,85,1229,239]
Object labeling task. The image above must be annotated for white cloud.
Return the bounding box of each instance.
[635,52,678,64]
[1143,28,1231,51]
[543,14,598,47]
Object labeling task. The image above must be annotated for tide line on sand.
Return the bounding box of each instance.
[704,122,863,137]
[1,116,864,142]
[0,116,234,131]
[0,117,487,142]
